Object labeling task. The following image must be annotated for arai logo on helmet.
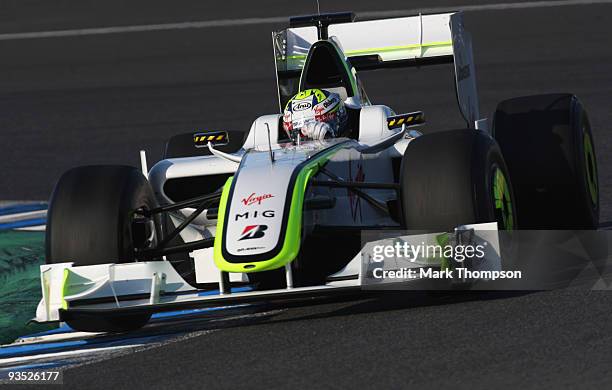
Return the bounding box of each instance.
[241,193,274,206]
[293,101,312,111]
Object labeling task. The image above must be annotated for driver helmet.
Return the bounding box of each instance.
[282,88,348,141]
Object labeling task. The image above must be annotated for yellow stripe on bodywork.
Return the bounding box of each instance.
[345,41,453,56]
[60,268,71,310]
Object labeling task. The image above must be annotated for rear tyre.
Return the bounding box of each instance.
[492,93,598,229]
[46,165,157,332]
[400,129,516,232]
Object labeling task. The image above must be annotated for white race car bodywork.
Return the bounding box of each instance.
[149,105,409,281]
[35,11,501,325]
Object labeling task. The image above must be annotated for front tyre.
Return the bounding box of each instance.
[46,165,158,332]
[46,165,159,265]
[400,129,516,232]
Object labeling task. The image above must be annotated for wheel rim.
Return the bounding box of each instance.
[583,131,598,207]
[132,208,157,251]
[492,168,514,230]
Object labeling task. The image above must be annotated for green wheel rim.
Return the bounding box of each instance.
[492,168,514,230]
[583,131,598,206]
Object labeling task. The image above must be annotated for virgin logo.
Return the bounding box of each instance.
[241,193,274,206]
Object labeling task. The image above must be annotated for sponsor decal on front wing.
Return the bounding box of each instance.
[235,210,275,221]
[239,225,268,241]
[241,193,274,206]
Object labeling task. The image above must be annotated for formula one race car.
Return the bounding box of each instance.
[35,11,599,332]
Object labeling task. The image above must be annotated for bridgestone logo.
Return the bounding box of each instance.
[239,225,268,240]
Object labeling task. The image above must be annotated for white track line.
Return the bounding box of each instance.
[14,225,46,231]
[7,332,103,347]
[0,0,610,41]
[0,344,142,366]
[0,210,46,223]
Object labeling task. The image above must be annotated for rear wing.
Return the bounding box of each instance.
[273,11,481,127]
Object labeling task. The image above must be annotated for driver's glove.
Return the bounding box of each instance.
[301,121,333,140]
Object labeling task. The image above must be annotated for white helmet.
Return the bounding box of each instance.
[282,88,348,141]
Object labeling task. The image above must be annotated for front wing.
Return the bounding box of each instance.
[35,223,500,324]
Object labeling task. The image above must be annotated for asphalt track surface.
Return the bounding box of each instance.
[2,0,612,388]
